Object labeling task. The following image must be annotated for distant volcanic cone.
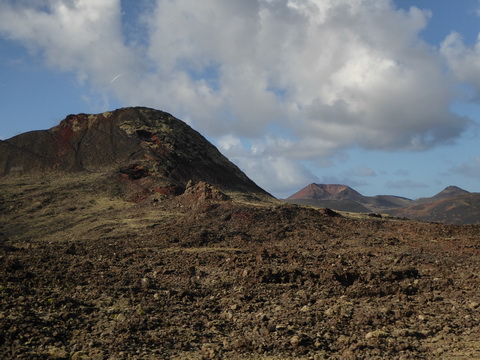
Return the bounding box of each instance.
[0,107,271,201]
[288,183,366,202]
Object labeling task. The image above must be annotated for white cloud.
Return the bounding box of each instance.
[0,0,139,89]
[0,0,473,196]
[217,135,242,153]
[441,32,480,99]
[231,155,319,199]
[138,0,467,152]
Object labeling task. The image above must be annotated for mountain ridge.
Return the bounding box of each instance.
[286,183,479,224]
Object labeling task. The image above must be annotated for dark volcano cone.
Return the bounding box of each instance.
[0,107,272,200]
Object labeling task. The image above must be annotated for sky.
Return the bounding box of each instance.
[1,0,480,199]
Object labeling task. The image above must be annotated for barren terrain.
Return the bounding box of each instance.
[1,172,479,359]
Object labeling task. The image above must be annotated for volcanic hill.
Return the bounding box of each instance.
[0,107,271,202]
[286,183,480,225]
[414,185,470,204]
[386,192,480,225]
[286,183,413,214]
[1,109,479,359]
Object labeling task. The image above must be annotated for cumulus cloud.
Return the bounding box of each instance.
[216,134,319,198]
[139,0,468,153]
[0,0,139,88]
[441,32,480,99]
[0,0,473,195]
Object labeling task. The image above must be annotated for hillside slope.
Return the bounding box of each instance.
[387,193,480,225]
[413,185,470,205]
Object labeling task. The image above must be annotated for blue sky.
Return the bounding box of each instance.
[1,0,480,199]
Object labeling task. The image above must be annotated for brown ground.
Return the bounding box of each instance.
[1,173,479,359]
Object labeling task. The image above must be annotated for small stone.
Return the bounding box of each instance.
[47,346,69,359]
[71,351,87,360]
[201,344,218,359]
[222,311,233,320]
[290,335,300,347]
[337,335,350,344]
[313,352,329,360]
[300,305,310,312]
[115,313,126,322]
[468,301,479,310]
[257,312,268,321]
[365,330,388,339]
[266,322,276,333]
[392,328,411,338]
[324,307,335,317]
[141,277,150,288]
